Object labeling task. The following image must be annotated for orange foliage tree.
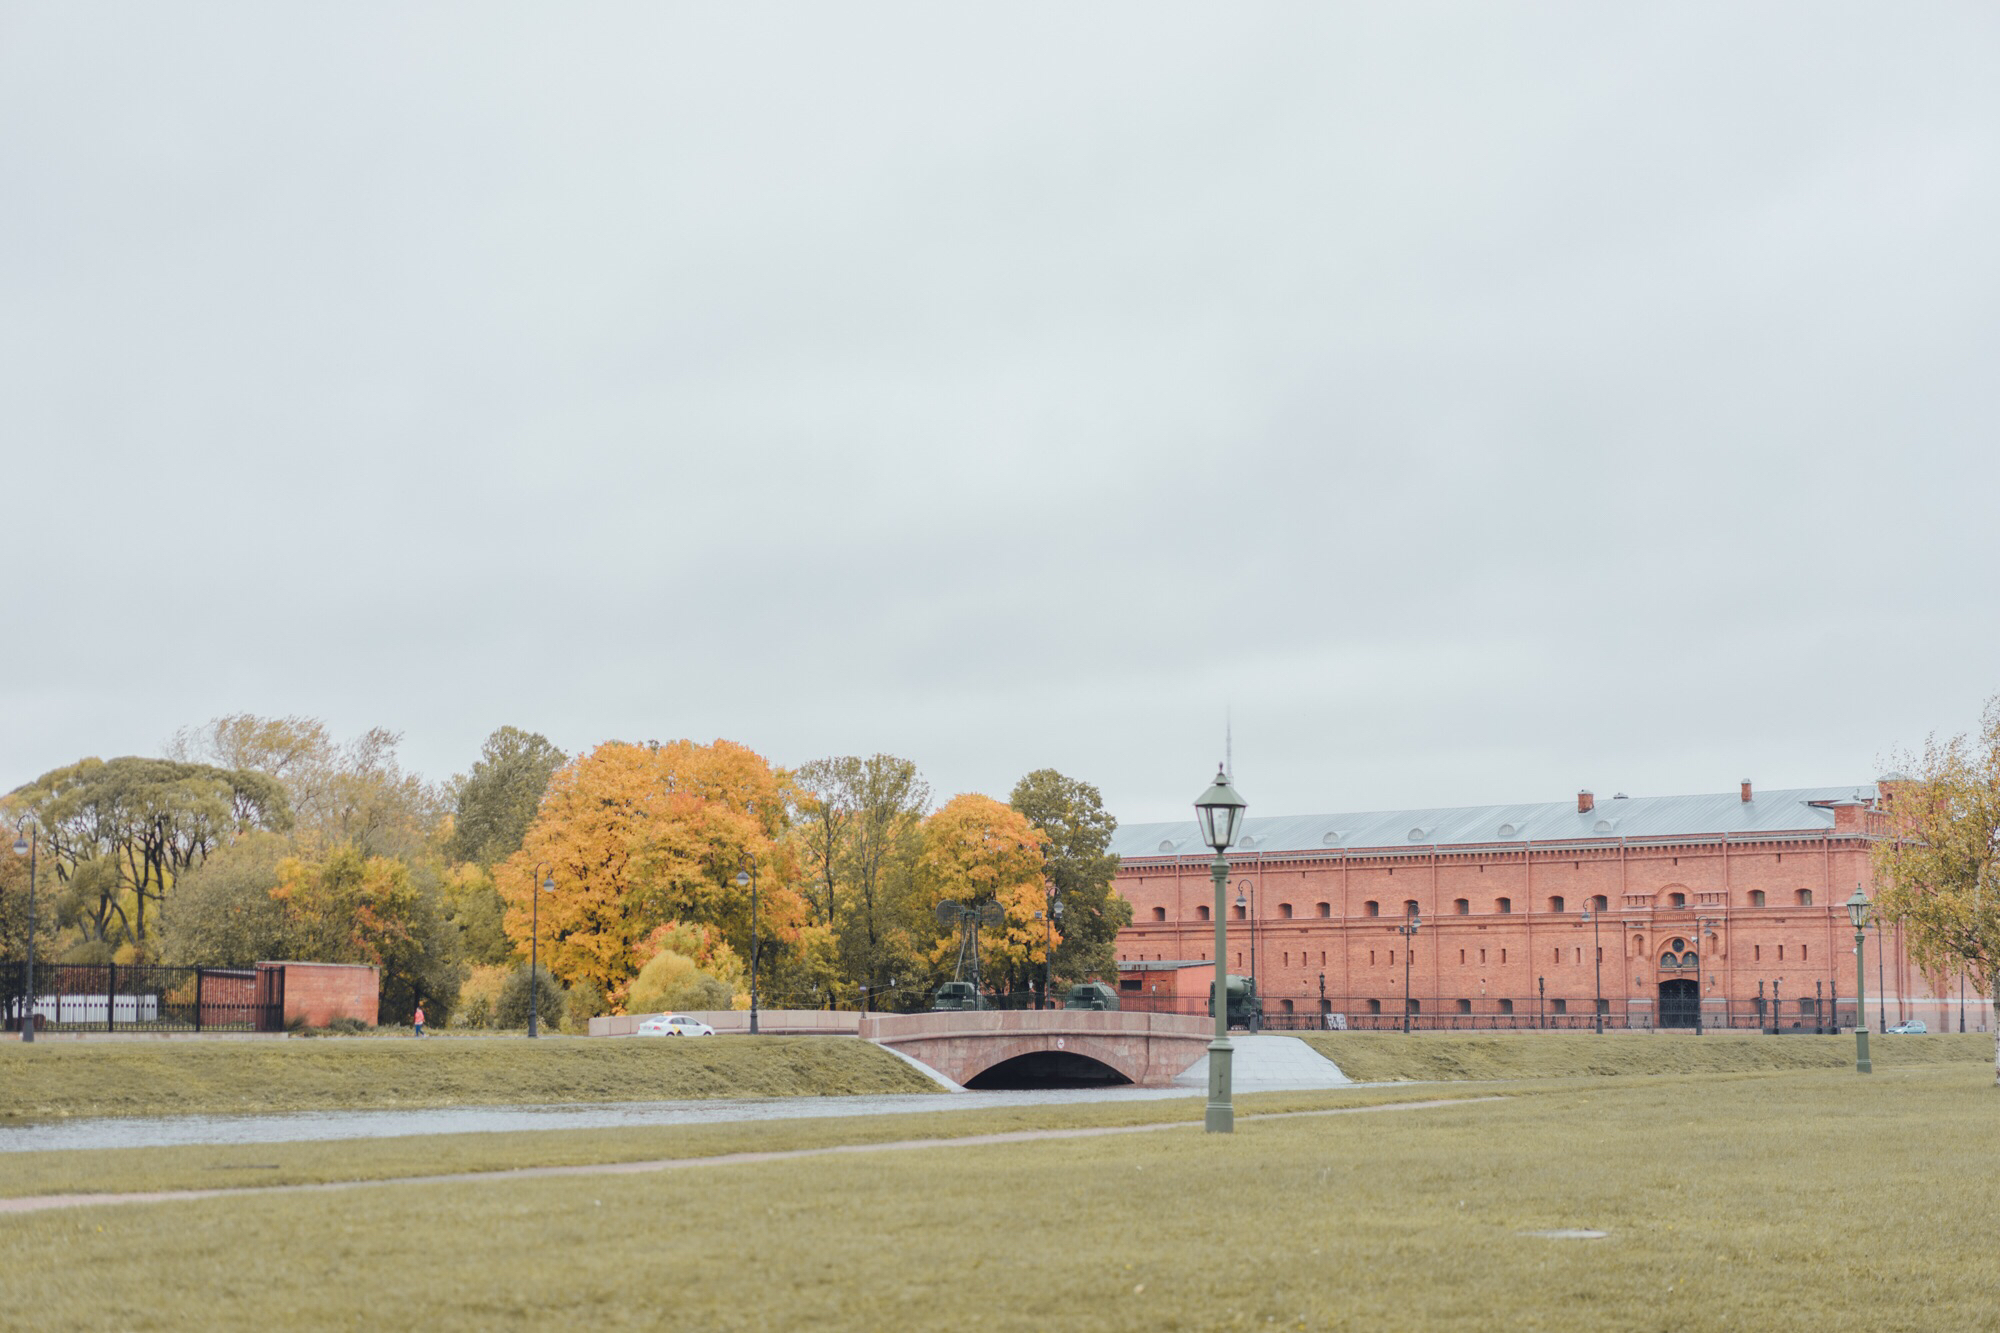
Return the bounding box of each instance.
[497,739,809,1008]
[916,793,1054,994]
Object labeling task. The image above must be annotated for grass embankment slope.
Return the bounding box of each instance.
[1299,1030,1989,1082]
[0,1036,936,1121]
[0,1084,1486,1200]
[4,1063,1994,1330]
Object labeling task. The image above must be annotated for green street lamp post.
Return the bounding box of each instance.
[735,859,760,1035]
[1034,895,1062,1009]
[1235,878,1259,1001]
[1579,904,1603,1033]
[528,864,555,1038]
[1397,908,1422,1033]
[1194,764,1247,1135]
[1692,916,1723,1035]
[1872,918,1888,1033]
[1848,885,1873,1074]
[11,822,38,1043]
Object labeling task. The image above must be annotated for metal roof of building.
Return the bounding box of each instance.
[1111,784,1877,861]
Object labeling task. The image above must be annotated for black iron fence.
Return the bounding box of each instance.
[1111,990,1867,1034]
[2,961,285,1034]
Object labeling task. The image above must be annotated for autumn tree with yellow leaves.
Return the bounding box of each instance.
[1873,694,2000,1085]
[498,739,813,1009]
[914,793,1053,996]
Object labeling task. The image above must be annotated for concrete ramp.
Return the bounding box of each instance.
[1173,1035,1352,1092]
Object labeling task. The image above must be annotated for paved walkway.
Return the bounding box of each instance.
[1173,1034,1352,1091]
[0,1096,1498,1216]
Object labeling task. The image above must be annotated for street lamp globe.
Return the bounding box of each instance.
[734,870,750,888]
[10,836,24,858]
[1194,766,1247,853]
[1846,886,1871,931]
[541,874,555,895]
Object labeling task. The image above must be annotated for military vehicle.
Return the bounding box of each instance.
[930,980,986,1011]
[1063,981,1120,1011]
[1208,973,1262,1030]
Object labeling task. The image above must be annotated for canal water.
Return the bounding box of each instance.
[0,1086,1206,1154]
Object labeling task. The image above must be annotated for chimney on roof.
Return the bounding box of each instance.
[1740,779,1753,803]
[1577,790,1594,814]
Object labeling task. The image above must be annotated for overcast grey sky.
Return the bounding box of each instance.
[3,4,1996,824]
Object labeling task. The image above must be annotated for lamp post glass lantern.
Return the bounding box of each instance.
[1193,764,1246,1134]
[1847,885,1873,1074]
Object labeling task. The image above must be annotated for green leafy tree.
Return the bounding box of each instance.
[8,756,291,951]
[0,839,52,963]
[1873,694,2000,1085]
[168,715,444,861]
[1010,768,1129,994]
[441,862,514,965]
[792,756,859,927]
[270,847,465,1024]
[156,831,292,967]
[447,727,567,867]
[798,754,929,1008]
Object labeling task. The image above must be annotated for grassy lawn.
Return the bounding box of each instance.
[0,1084,1494,1200]
[0,1036,936,1121]
[1297,1029,1992,1082]
[1,1062,1992,1330]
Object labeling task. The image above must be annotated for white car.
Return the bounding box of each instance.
[1886,1019,1928,1034]
[636,1013,716,1037]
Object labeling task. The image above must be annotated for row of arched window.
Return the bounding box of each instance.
[1142,888,1818,922]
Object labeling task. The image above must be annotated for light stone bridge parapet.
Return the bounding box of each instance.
[587,1007,1214,1087]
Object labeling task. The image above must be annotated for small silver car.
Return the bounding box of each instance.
[1886,1019,1928,1034]
[636,1013,716,1036]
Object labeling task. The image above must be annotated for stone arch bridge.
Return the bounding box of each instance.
[859,1010,1213,1088]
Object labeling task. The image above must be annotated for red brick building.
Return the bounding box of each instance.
[257,960,379,1028]
[1111,781,1981,1032]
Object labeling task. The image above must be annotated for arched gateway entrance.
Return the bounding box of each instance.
[964,1051,1132,1089]
[1658,978,1700,1028]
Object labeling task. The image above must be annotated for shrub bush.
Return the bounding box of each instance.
[452,964,512,1028]
[627,949,734,1015]
[496,966,566,1031]
[561,976,608,1034]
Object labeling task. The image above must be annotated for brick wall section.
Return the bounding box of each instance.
[259,961,380,1027]
[1114,830,1978,1029]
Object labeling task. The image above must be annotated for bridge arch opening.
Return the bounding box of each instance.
[963,1050,1134,1090]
